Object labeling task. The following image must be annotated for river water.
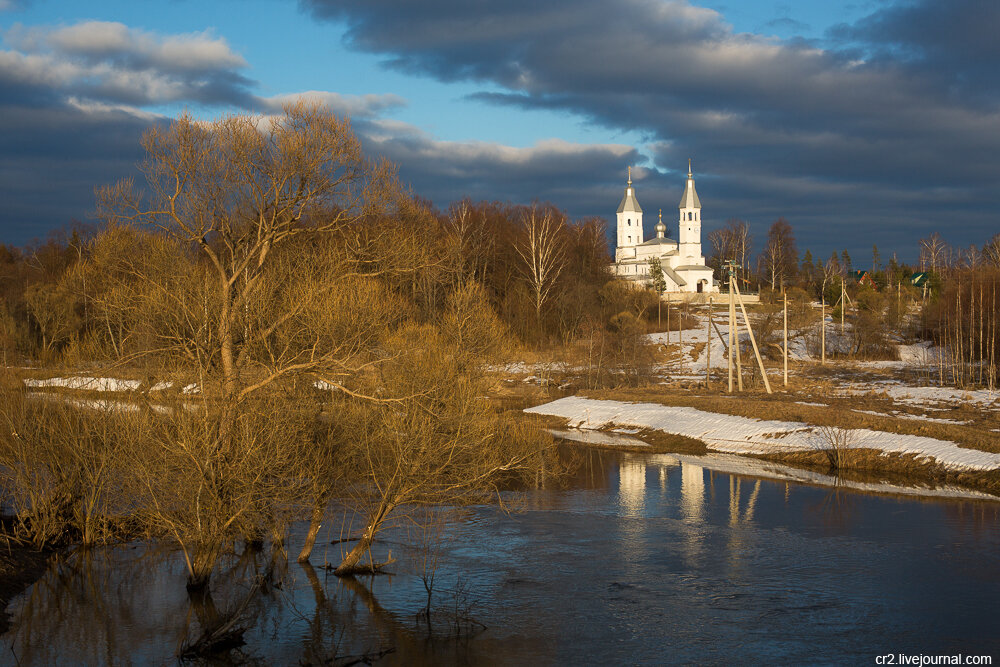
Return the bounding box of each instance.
[4,448,1000,665]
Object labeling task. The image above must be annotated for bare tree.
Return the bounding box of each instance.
[98,101,398,402]
[332,285,549,575]
[919,233,949,274]
[984,233,1000,268]
[709,218,753,278]
[93,103,401,589]
[514,206,568,322]
[758,218,797,290]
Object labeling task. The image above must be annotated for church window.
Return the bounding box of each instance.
[627,218,631,226]
[628,236,631,243]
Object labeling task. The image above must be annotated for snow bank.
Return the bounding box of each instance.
[526,396,1000,471]
[24,376,143,392]
[548,428,651,448]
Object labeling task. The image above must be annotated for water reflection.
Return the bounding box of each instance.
[680,460,705,523]
[617,457,647,517]
[5,449,1000,665]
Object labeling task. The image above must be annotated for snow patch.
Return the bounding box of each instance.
[548,428,650,448]
[24,376,142,392]
[526,396,1000,471]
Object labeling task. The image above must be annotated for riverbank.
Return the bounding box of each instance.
[527,395,1000,497]
[0,543,53,635]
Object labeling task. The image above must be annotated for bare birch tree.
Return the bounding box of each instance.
[514,206,568,323]
[983,233,1000,268]
[709,218,753,277]
[758,218,797,290]
[919,232,949,274]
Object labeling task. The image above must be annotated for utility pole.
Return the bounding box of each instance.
[727,261,735,392]
[821,295,826,365]
[783,290,788,387]
[840,278,845,335]
[707,297,712,389]
[680,300,685,371]
[734,279,772,394]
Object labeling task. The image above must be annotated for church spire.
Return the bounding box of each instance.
[617,167,642,214]
[679,161,701,209]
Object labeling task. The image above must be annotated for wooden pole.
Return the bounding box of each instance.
[731,274,743,391]
[680,300,685,371]
[728,274,734,393]
[783,291,788,387]
[840,278,845,335]
[707,297,712,389]
[990,280,996,394]
[666,296,670,349]
[734,281,772,394]
[821,295,826,365]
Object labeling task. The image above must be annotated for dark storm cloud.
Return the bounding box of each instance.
[354,118,643,213]
[0,98,151,245]
[830,0,1000,104]
[0,21,259,244]
[303,0,1000,259]
[0,20,409,245]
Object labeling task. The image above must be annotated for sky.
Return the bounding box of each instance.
[1,0,998,263]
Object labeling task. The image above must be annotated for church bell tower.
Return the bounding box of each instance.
[678,160,703,261]
[616,167,643,252]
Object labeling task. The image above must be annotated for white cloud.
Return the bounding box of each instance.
[258,90,406,118]
[13,21,247,72]
[0,20,254,106]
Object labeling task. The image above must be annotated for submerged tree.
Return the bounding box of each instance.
[90,103,550,588]
[332,283,550,575]
[95,102,401,588]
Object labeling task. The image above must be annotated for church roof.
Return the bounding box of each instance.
[617,168,642,213]
[678,162,701,209]
[638,236,677,246]
[617,186,642,214]
[674,264,712,271]
[661,265,688,287]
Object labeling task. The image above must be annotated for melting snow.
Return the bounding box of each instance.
[526,396,1000,471]
[24,376,142,392]
[548,428,650,448]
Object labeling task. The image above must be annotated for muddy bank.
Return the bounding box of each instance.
[0,545,53,635]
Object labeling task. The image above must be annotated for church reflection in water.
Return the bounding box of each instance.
[616,453,764,525]
[615,453,765,569]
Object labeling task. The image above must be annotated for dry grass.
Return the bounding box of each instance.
[816,425,856,470]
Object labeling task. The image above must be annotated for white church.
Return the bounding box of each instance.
[612,162,717,294]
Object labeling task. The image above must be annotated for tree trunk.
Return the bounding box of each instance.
[186,542,222,591]
[334,501,393,576]
[297,496,328,563]
[218,280,237,399]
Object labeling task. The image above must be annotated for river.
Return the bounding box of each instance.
[4,447,999,665]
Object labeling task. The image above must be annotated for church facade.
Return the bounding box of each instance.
[612,164,717,294]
